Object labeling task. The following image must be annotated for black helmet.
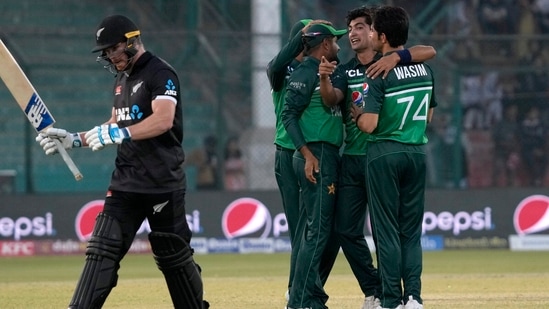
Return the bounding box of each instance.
[92,15,140,53]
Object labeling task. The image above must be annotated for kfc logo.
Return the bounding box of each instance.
[222,198,272,239]
[514,195,549,235]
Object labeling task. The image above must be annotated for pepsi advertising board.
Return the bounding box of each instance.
[1,189,548,256]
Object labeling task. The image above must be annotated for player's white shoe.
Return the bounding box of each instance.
[362,296,381,309]
[404,296,423,309]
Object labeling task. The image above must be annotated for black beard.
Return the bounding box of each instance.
[326,55,340,64]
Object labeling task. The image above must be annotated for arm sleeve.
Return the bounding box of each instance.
[281,65,316,150]
[266,32,305,92]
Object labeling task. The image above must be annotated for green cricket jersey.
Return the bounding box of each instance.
[267,31,306,150]
[282,56,343,150]
[332,54,381,155]
[363,61,437,144]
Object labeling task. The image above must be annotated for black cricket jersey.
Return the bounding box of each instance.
[109,51,185,193]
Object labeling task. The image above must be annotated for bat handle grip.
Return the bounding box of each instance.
[53,139,83,181]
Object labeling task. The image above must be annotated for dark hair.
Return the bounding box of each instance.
[373,6,409,47]
[345,6,375,27]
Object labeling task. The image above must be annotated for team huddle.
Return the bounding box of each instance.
[267,5,436,309]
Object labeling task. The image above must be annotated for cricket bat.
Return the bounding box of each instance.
[0,39,83,181]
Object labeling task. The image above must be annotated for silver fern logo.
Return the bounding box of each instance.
[152,201,169,214]
[131,81,143,96]
[96,27,105,40]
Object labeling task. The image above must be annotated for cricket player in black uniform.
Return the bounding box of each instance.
[36,15,208,309]
[282,22,346,309]
[267,19,341,303]
[352,6,437,309]
[319,6,436,309]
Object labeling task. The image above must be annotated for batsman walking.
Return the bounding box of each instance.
[36,15,208,309]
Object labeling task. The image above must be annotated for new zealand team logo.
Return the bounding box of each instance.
[222,198,272,239]
[75,200,104,242]
[513,195,549,235]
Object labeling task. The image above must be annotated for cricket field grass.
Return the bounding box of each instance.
[1,250,548,308]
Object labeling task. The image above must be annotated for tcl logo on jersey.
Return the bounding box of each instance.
[346,68,364,77]
[422,208,493,235]
[514,195,549,235]
[0,213,54,240]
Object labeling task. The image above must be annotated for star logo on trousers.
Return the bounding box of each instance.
[327,183,336,194]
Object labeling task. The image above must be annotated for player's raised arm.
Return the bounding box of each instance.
[266,19,312,91]
[318,56,344,107]
[366,45,436,79]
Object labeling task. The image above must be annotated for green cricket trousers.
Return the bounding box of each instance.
[288,142,340,309]
[335,154,380,298]
[366,141,425,308]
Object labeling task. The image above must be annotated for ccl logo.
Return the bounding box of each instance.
[513,195,549,235]
[222,197,273,239]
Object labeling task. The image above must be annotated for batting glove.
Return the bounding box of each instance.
[35,128,83,155]
[85,123,131,151]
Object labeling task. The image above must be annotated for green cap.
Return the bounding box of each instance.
[289,19,312,41]
[302,23,347,48]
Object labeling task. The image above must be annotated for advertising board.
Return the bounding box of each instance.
[1,189,547,255]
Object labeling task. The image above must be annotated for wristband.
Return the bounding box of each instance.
[396,49,412,64]
[71,133,83,148]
